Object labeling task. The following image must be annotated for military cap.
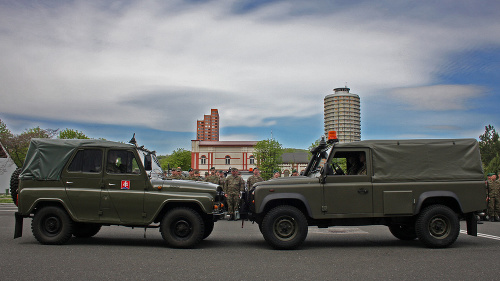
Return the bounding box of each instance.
[292,169,297,173]
[487,173,495,176]
[176,168,182,172]
[231,167,238,171]
[253,167,259,170]
[188,168,193,172]
[210,167,215,170]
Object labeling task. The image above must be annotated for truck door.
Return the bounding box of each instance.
[62,148,104,221]
[102,149,146,224]
[322,149,373,215]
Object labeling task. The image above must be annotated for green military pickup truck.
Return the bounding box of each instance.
[245,132,486,249]
[13,138,224,248]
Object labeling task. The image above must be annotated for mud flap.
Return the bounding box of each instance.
[465,212,477,236]
[14,212,23,239]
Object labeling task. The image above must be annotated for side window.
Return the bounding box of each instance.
[330,151,367,176]
[107,150,141,174]
[68,149,103,173]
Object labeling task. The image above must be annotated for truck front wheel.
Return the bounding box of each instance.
[261,205,308,250]
[32,206,73,245]
[415,204,460,248]
[160,207,204,248]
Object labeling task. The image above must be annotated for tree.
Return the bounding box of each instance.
[58,128,89,139]
[161,148,191,171]
[479,125,500,175]
[0,125,57,167]
[254,139,283,180]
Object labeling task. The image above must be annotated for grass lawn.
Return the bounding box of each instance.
[0,194,13,203]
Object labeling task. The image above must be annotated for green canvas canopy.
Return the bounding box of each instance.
[20,139,133,181]
[335,139,484,183]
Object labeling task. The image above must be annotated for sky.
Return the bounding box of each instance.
[1,0,500,155]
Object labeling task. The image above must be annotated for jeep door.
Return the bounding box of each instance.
[102,149,147,224]
[322,149,373,216]
[62,148,104,221]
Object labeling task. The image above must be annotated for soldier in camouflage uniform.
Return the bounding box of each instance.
[185,168,196,180]
[170,168,184,180]
[488,173,500,221]
[206,167,220,184]
[218,170,226,186]
[224,167,245,220]
[247,167,264,190]
[194,170,203,181]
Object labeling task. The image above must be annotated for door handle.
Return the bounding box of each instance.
[358,188,368,194]
[108,183,116,186]
[66,182,73,185]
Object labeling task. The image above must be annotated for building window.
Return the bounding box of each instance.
[225,156,231,165]
[249,155,255,165]
[200,156,206,165]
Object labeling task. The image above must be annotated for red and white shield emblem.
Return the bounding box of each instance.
[121,180,130,190]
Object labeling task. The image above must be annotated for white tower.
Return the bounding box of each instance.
[324,87,361,143]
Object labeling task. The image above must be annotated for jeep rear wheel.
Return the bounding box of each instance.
[261,205,308,250]
[32,206,73,245]
[73,223,102,238]
[388,224,417,241]
[10,168,21,206]
[160,207,204,248]
[415,205,460,248]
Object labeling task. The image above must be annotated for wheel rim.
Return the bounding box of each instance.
[172,219,192,238]
[43,216,62,236]
[273,215,298,241]
[428,215,450,239]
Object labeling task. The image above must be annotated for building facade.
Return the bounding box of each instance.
[196,109,219,141]
[324,87,361,143]
[191,140,258,172]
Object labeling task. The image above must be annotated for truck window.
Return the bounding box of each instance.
[331,151,366,175]
[68,149,103,173]
[107,150,141,174]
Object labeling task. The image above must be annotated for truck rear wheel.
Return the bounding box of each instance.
[160,207,204,248]
[32,206,73,245]
[415,205,460,248]
[261,205,308,250]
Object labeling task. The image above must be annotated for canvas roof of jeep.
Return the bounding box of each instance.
[20,139,133,181]
[335,138,484,182]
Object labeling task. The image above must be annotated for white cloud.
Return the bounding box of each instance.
[388,85,485,111]
[0,0,499,133]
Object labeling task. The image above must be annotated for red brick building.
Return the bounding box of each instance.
[196,109,219,141]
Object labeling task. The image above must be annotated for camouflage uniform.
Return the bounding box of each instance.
[206,174,220,184]
[488,179,500,220]
[224,171,245,219]
[247,174,264,190]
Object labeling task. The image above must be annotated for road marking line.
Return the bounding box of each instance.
[460,230,500,241]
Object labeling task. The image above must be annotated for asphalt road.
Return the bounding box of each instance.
[1,203,500,280]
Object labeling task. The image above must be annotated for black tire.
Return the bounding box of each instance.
[32,206,73,245]
[202,218,214,239]
[415,205,460,248]
[261,205,308,250]
[73,223,102,238]
[388,224,417,240]
[10,167,21,206]
[160,207,204,248]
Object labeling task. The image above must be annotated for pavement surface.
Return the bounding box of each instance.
[1,203,500,280]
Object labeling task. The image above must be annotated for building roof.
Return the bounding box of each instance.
[281,152,309,164]
[196,141,258,147]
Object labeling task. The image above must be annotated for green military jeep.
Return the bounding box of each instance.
[245,132,486,249]
[13,138,223,248]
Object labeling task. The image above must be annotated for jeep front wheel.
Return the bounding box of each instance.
[160,207,204,248]
[261,205,308,250]
[32,206,73,245]
[415,205,460,248]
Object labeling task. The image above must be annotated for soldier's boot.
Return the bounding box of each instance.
[495,215,500,221]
